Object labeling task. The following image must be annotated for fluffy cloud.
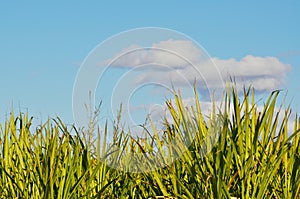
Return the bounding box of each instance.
[102,39,294,136]
[104,39,291,93]
[213,55,291,91]
[106,39,204,68]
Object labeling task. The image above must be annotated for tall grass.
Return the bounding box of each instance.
[0,86,299,198]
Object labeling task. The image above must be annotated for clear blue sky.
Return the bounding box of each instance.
[0,1,299,128]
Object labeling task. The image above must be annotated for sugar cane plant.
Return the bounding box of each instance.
[0,85,299,198]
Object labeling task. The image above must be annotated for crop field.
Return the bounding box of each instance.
[0,86,299,198]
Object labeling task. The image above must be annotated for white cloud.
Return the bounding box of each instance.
[104,39,291,94]
[105,39,204,68]
[214,55,291,91]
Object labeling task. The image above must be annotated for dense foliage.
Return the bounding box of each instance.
[0,87,299,198]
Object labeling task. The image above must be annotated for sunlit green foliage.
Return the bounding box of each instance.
[0,86,299,198]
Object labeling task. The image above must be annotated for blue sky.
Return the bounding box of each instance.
[0,1,299,130]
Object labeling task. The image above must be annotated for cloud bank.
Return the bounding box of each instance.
[104,39,291,93]
[103,39,293,134]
